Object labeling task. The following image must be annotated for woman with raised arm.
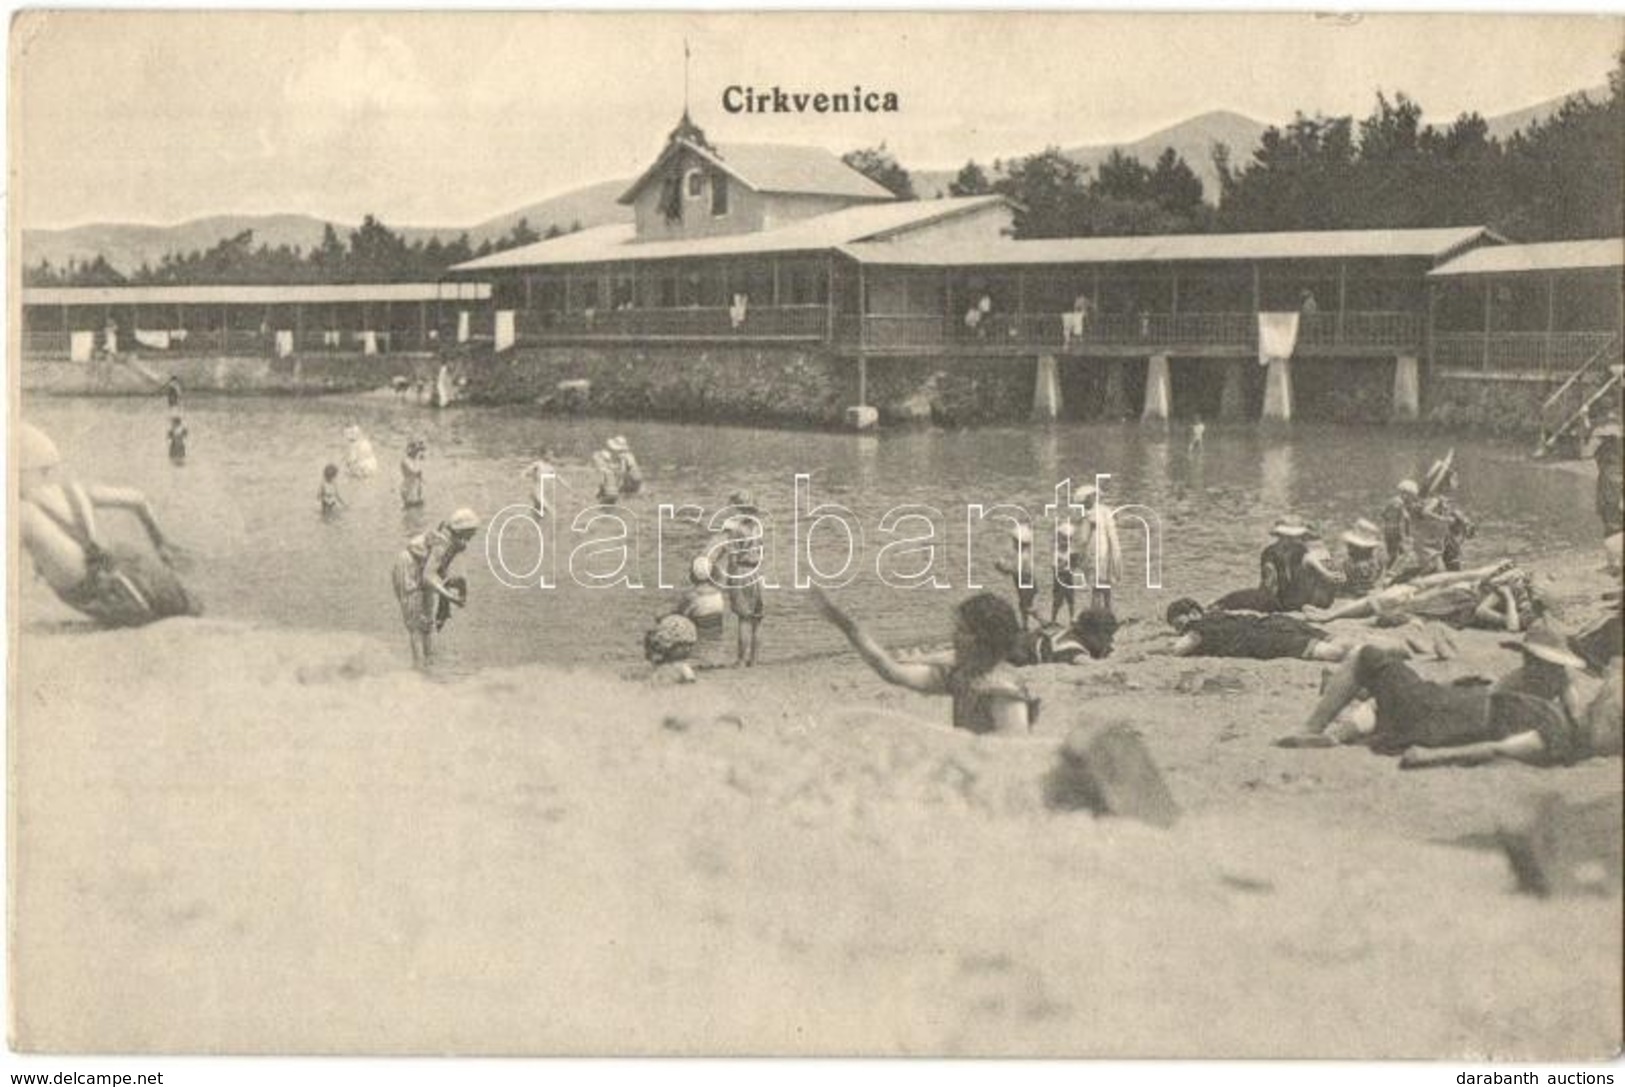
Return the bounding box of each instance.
[812,586,1037,736]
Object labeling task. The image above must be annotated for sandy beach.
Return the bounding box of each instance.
[10,547,1621,1058]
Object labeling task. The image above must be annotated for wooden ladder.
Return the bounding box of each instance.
[1537,332,1623,455]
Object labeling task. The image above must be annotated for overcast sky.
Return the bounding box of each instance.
[11,10,1622,230]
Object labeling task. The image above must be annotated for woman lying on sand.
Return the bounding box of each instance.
[813,587,1038,736]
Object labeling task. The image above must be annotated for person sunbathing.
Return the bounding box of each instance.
[1303,560,1535,631]
[1276,622,1620,769]
[1157,598,1451,662]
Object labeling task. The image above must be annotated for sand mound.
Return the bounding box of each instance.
[11,617,1621,1057]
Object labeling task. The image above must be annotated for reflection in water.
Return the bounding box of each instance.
[21,397,1597,671]
[1258,442,1296,516]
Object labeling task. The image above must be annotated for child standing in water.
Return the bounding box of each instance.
[399,439,426,509]
[166,415,189,464]
[318,463,346,516]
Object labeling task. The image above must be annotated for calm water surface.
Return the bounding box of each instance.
[24,395,1600,674]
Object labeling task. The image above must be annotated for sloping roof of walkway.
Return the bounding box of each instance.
[448,196,1013,272]
[841,225,1499,267]
[22,283,491,307]
[1427,238,1623,278]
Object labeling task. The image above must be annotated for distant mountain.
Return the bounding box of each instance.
[19,85,1607,275]
[21,185,634,279]
[23,214,335,277]
[1480,84,1609,141]
[463,178,633,246]
[912,109,1269,201]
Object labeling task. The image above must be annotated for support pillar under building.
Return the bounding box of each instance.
[1141,355,1171,423]
[1392,355,1420,422]
[1102,359,1130,419]
[1262,357,1293,423]
[1032,354,1061,420]
[1218,360,1249,421]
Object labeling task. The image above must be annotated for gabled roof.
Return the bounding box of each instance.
[449,196,1011,272]
[1428,238,1624,278]
[617,138,895,205]
[841,225,1501,267]
[21,282,491,307]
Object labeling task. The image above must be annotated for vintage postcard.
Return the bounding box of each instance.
[8,10,1623,1062]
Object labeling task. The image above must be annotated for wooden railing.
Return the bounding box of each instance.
[515,304,828,341]
[1432,331,1620,378]
[1538,333,1624,453]
[838,310,1420,351]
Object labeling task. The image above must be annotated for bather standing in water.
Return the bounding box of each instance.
[166,414,189,464]
[813,587,1037,736]
[343,424,379,478]
[399,439,426,509]
[17,422,198,627]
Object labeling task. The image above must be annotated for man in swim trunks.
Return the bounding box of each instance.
[1279,622,1619,768]
[16,421,198,627]
[1304,560,1530,631]
[1159,598,1446,663]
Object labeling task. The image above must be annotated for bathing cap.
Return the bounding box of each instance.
[18,422,61,471]
[448,508,481,532]
[690,555,713,582]
[648,614,697,659]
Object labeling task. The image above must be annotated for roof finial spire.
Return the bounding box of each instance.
[683,37,691,119]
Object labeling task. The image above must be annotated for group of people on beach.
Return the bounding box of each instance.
[17,402,1621,773]
[817,445,1622,772]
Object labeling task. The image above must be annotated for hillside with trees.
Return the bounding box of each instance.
[25,62,1621,286]
[24,215,573,288]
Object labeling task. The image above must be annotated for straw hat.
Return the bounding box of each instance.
[448,508,481,533]
[1592,422,1623,440]
[689,555,713,583]
[1396,479,1420,497]
[1011,523,1034,545]
[1269,519,1309,538]
[1076,484,1099,503]
[1342,519,1381,550]
[607,435,630,453]
[1499,621,1588,670]
[1056,520,1076,538]
[728,489,756,510]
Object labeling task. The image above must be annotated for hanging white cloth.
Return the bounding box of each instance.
[134,329,171,350]
[729,293,749,329]
[494,310,516,352]
[1257,312,1300,366]
[70,331,95,362]
[361,331,378,356]
[103,329,119,354]
[275,330,295,358]
[1061,311,1084,344]
[457,310,471,344]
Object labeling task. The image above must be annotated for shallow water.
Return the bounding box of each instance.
[22,394,1601,672]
